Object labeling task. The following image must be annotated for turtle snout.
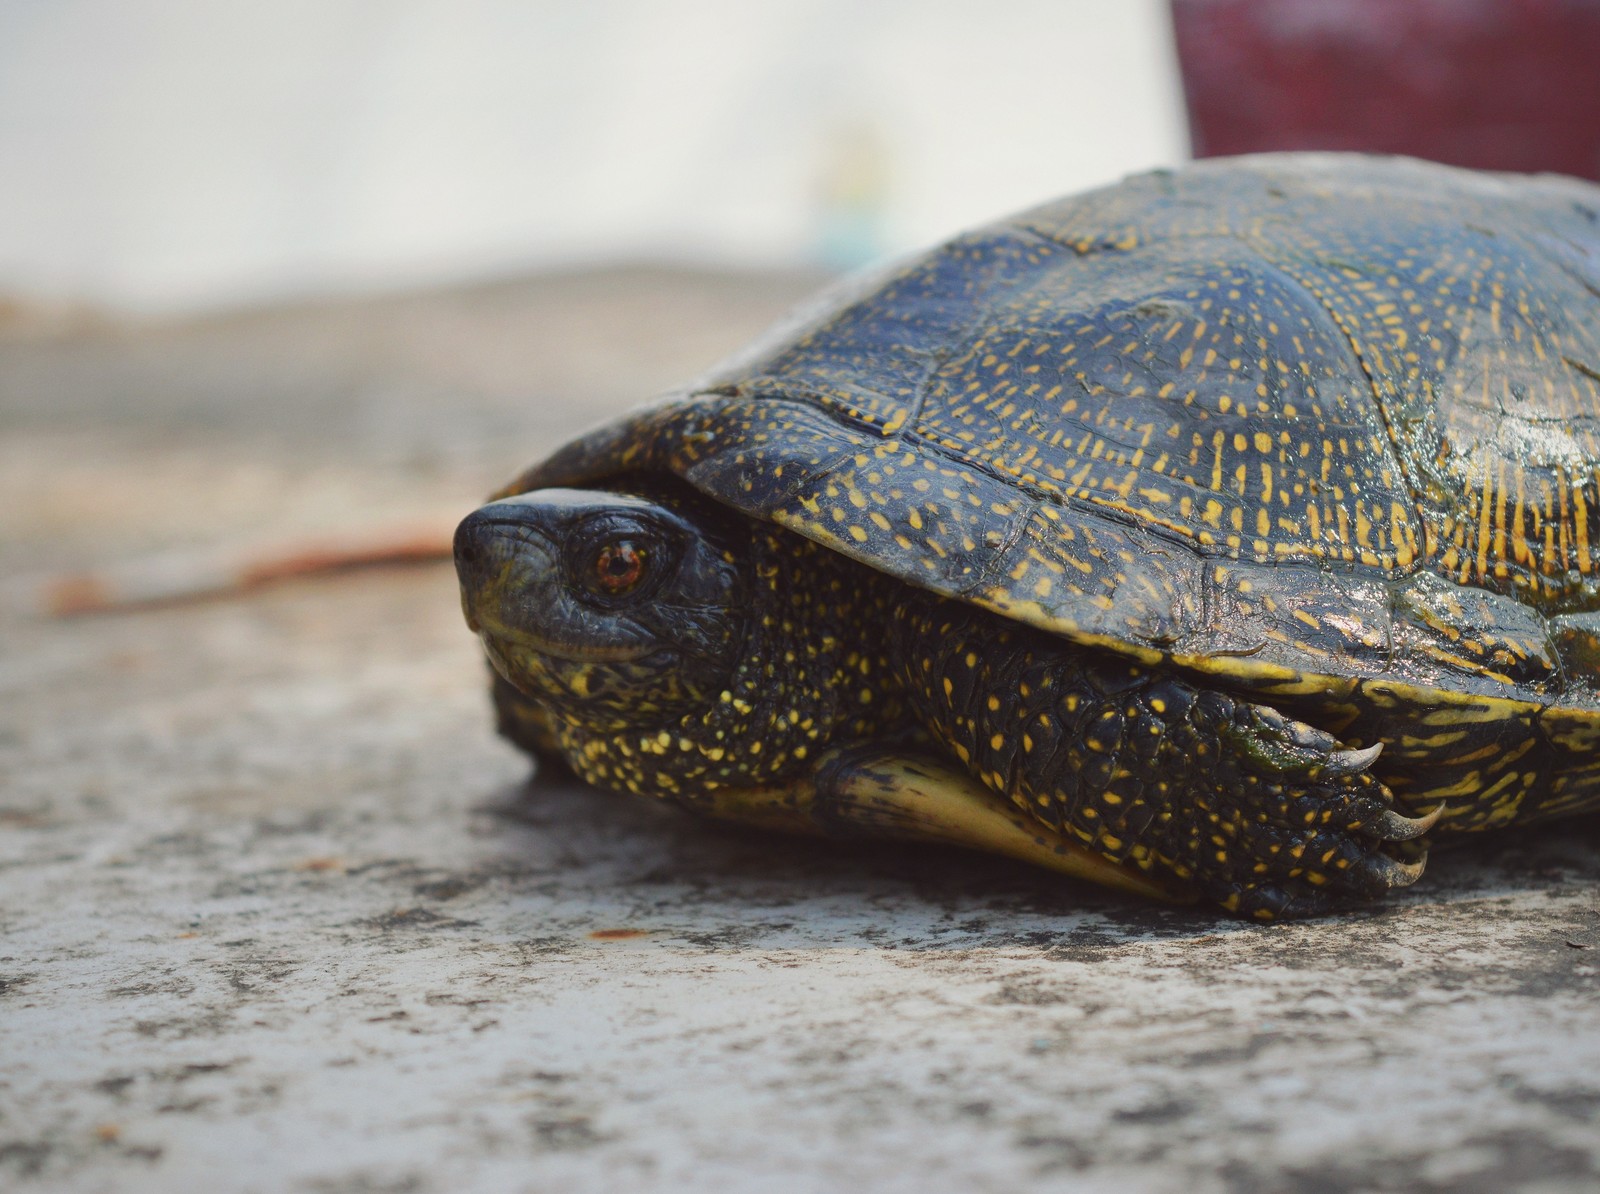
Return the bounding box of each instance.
[453,512,499,633]
[453,501,558,636]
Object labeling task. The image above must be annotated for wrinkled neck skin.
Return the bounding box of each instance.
[528,521,913,804]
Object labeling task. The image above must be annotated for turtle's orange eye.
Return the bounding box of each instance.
[594,540,647,594]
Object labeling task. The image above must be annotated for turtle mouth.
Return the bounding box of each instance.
[474,617,657,665]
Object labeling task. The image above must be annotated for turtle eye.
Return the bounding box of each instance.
[591,538,648,595]
[567,513,675,606]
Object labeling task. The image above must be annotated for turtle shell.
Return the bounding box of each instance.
[506,154,1600,714]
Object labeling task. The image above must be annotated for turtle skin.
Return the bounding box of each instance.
[487,153,1600,915]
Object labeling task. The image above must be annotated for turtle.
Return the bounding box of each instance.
[453,153,1600,919]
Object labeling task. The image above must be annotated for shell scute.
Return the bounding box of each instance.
[909,238,1412,571]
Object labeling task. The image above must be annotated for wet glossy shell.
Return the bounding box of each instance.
[509,154,1600,713]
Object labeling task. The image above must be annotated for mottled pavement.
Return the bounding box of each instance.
[2,270,1598,1194]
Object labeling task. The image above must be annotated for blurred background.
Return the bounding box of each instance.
[0,0,1186,314]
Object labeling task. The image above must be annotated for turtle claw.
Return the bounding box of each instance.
[1321,740,1383,778]
[1192,703,1443,916]
[1230,843,1430,918]
[1361,849,1429,891]
[1373,801,1444,842]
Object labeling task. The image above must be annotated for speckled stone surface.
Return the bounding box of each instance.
[2,270,1599,1194]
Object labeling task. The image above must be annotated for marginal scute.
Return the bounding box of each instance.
[1550,611,1600,707]
[978,506,1202,649]
[1187,558,1393,670]
[1393,572,1560,692]
[679,400,879,516]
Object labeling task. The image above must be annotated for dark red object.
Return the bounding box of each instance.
[1170,0,1600,180]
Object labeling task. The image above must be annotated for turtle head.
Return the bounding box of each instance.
[453,487,748,723]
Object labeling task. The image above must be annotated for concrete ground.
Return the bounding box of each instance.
[2,269,1599,1194]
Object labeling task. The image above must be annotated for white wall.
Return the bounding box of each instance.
[0,0,1187,312]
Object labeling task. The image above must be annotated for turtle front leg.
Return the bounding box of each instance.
[897,608,1441,919]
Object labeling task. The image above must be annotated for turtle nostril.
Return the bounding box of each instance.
[453,511,510,630]
[453,509,504,579]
